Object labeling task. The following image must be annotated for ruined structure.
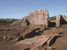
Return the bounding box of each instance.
[11,9,49,28]
[11,9,67,29]
[16,29,62,50]
[26,9,49,28]
[2,9,66,50]
[56,16,61,27]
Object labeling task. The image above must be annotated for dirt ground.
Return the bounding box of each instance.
[0,25,67,50]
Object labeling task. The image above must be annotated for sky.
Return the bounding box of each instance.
[0,0,67,19]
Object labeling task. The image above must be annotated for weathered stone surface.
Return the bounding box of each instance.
[16,34,51,47]
[11,9,49,28]
[56,16,61,27]
[3,36,7,40]
[26,9,49,28]
[16,28,62,47]
[30,46,39,50]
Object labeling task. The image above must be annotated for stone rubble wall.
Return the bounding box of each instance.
[26,9,49,28]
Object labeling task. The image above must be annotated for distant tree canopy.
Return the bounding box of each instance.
[0,19,19,25]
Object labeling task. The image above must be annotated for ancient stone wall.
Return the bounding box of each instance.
[56,16,61,27]
[11,9,49,28]
[26,9,49,28]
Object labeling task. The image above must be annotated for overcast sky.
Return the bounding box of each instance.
[0,0,67,19]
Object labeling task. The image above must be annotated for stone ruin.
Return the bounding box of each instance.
[9,9,67,50]
[11,9,67,30]
[56,15,67,28]
[11,9,66,29]
[56,15,61,28]
[16,29,62,50]
[27,9,49,28]
[22,10,66,29]
[21,9,49,28]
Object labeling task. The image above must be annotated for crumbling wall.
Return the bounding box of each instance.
[26,9,49,28]
[56,16,61,27]
[11,9,49,28]
[56,15,67,28]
